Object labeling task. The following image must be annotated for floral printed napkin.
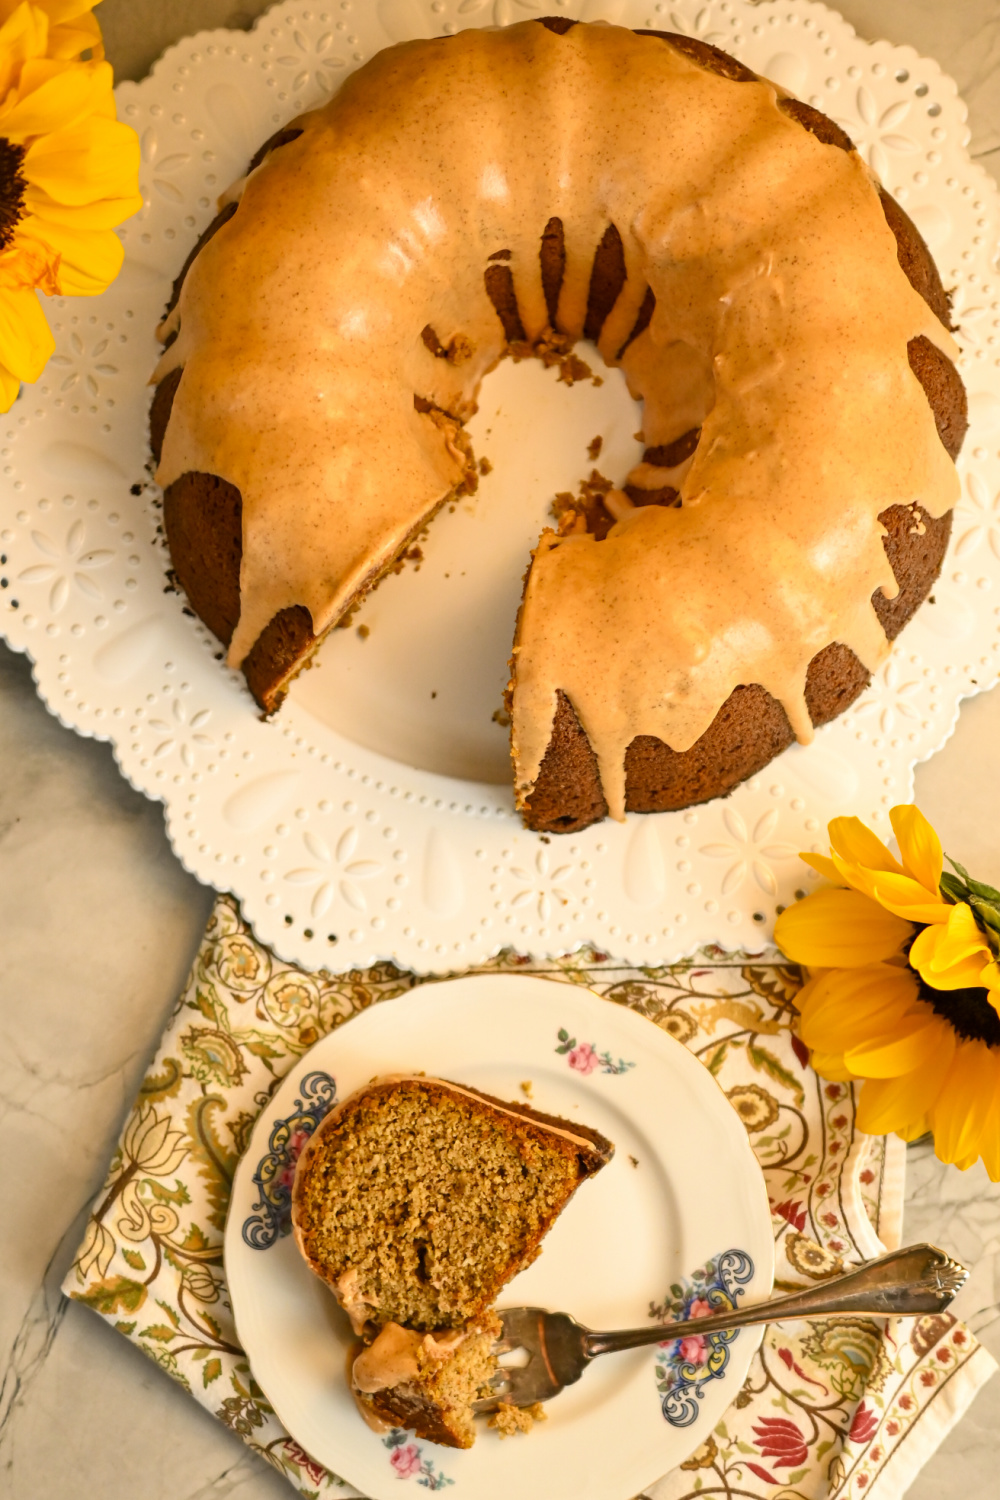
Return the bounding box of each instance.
[64,895,995,1500]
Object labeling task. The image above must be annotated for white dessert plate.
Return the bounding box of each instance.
[3,0,1000,973]
[224,974,775,1500]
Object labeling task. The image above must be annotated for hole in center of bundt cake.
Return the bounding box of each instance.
[288,350,646,784]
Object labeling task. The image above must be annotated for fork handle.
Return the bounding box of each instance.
[582,1244,967,1360]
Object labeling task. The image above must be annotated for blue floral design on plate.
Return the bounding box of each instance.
[383,1428,454,1489]
[242,1070,338,1249]
[651,1248,755,1426]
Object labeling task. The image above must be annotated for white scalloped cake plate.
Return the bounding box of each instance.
[3,0,1000,973]
[223,974,775,1500]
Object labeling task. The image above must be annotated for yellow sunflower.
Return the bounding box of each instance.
[0,0,104,61]
[0,1,141,409]
[775,804,1000,1179]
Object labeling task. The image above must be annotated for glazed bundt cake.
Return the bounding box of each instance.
[290,1076,613,1446]
[150,18,966,833]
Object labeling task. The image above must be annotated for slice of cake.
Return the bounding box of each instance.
[352,1318,503,1448]
[291,1075,613,1446]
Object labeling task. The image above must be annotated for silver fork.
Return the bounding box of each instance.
[475,1242,967,1411]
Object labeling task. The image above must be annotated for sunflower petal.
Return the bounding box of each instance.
[24,113,141,207]
[910,902,988,970]
[854,1025,956,1135]
[19,217,123,295]
[895,1115,933,1143]
[865,870,952,924]
[845,1017,942,1078]
[805,1048,856,1082]
[792,971,828,1013]
[917,953,991,991]
[0,283,54,381]
[0,0,100,26]
[22,182,139,228]
[800,852,844,886]
[0,58,115,141]
[23,0,98,22]
[890,804,944,895]
[47,14,105,64]
[824,850,876,898]
[977,1087,1000,1182]
[797,965,916,1051]
[980,962,1000,1004]
[0,360,21,412]
[930,1041,1000,1165]
[828,816,905,876]
[775,889,912,967]
[0,4,48,101]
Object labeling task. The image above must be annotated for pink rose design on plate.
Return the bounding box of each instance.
[277,1128,311,1189]
[653,1249,756,1431]
[659,1298,714,1364]
[391,1444,422,1478]
[555,1029,635,1075]
[568,1042,600,1074]
[679,1335,708,1365]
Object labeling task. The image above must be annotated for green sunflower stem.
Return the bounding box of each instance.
[941,856,1000,956]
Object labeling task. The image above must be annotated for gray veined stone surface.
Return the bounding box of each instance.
[1,0,999,1494]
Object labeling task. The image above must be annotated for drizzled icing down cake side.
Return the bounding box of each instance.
[149,18,966,834]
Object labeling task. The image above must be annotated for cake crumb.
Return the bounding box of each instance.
[629,1154,639,1169]
[559,351,593,386]
[356,624,370,640]
[587,435,603,461]
[488,1401,547,1438]
[421,323,474,366]
[520,1080,534,1100]
[448,333,474,366]
[508,327,595,387]
[492,707,511,728]
[431,690,437,699]
[390,544,424,577]
[479,456,493,475]
[552,469,619,539]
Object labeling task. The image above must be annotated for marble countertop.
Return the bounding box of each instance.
[1,1,999,1494]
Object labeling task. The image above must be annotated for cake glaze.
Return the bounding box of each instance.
[151,18,964,830]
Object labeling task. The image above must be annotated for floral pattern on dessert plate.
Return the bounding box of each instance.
[224,973,774,1500]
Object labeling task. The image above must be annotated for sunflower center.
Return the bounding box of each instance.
[915,971,1000,1047]
[0,137,28,252]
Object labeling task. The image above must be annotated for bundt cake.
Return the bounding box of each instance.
[290,1075,613,1447]
[149,18,966,833]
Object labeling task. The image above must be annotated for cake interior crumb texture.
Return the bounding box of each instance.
[489,1401,548,1438]
[292,1077,613,1447]
[294,1079,611,1330]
